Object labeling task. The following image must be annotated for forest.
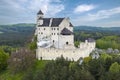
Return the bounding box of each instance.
[74,26,120,49]
[0,48,120,80]
[0,23,35,47]
[0,24,120,80]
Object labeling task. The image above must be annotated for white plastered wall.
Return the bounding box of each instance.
[36,42,96,61]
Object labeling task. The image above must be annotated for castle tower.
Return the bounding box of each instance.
[36,9,75,49]
[37,10,44,26]
[37,10,44,18]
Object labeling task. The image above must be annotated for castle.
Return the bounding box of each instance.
[35,10,96,61]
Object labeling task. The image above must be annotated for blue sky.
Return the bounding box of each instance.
[0,0,120,27]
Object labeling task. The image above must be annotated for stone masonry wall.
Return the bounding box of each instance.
[36,42,96,61]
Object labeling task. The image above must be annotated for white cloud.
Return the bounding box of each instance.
[74,4,95,13]
[72,6,120,26]
[28,0,64,16]
[46,4,64,16]
[0,0,26,17]
[87,7,120,21]
[73,7,120,24]
[0,0,64,24]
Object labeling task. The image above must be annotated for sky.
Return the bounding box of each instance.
[0,0,120,27]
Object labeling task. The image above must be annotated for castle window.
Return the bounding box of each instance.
[57,33,59,35]
[41,32,43,34]
[54,28,56,30]
[66,42,68,45]
[57,28,59,30]
[52,33,53,35]
[44,28,45,30]
[40,57,42,60]
[53,40,54,43]
[54,33,55,35]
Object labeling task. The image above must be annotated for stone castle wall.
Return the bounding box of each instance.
[36,41,95,61]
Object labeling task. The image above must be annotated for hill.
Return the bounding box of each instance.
[0,23,35,47]
[74,26,120,35]
[0,24,120,47]
[0,23,35,33]
[74,26,120,50]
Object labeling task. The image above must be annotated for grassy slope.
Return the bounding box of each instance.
[0,71,23,80]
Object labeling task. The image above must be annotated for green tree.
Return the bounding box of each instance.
[96,36,120,49]
[83,56,92,63]
[88,59,105,80]
[109,62,120,73]
[79,69,95,80]
[0,49,8,72]
[100,53,112,61]
[74,41,80,47]
[28,35,37,50]
[29,41,37,50]
[100,69,120,80]
[8,48,35,74]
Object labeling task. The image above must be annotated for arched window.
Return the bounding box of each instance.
[66,42,68,45]
[53,40,55,43]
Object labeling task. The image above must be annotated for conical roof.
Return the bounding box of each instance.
[37,10,44,15]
